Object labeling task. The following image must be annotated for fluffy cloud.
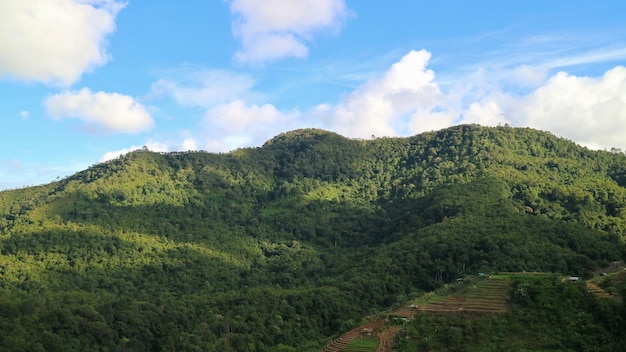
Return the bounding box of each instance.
[149,49,626,156]
[408,108,459,135]
[441,66,626,150]
[203,100,299,149]
[313,50,451,137]
[228,0,350,63]
[506,66,626,149]
[150,69,257,108]
[182,138,197,151]
[0,0,125,86]
[45,88,154,133]
[307,50,626,151]
[460,102,505,127]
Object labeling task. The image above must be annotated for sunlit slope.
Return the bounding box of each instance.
[0,125,625,351]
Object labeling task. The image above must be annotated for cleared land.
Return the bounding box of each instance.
[321,271,626,352]
[586,282,612,298]
[342,337,378,352]
[321,318,385,352]
[417,278,512,313]
[321,275,515,352]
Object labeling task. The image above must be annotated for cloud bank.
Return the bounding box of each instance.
[228,0,350,64]
[149,50,626,155]
[0,0,125,86]
[313,50,453,137]
[45,88,154,133]
[309,51,626,151]
[505,67,626,149]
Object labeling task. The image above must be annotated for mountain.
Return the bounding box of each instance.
[0,124,625,351]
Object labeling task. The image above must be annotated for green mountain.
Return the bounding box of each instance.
[1,124,625,351]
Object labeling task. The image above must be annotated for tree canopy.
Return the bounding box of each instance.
[0,124,625,351]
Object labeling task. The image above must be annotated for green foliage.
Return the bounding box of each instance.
[0,125,625,350]
[343,337,378,351]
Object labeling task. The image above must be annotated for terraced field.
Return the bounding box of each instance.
[586,282,612,298]
[418,278,512,313]
[321,272,625,351]
[342,337,378,352]
[602,269,626,289]
[587,269,626,299]
[320,277,514,352]
[321,318,385,352]
[319,309,416,352]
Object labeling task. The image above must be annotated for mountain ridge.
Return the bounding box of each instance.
[0,124,625,351]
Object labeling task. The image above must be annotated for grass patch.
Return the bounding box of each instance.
[489,272,554,280]
[342,337,378,352]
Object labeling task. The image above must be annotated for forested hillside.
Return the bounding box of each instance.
[1,124,625,351]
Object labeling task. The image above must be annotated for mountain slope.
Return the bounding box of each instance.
[0,124,625,351]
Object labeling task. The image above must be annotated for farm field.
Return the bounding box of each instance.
[417,277,512,313]
[586,265,626,299]
[322,272,626,352]
[321,318,385,352]
[321,275,516,352]
[342,337,378,352]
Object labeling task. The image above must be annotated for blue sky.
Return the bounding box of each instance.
[2,1,626,189]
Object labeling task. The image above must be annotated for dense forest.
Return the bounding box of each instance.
[1,124,625,351]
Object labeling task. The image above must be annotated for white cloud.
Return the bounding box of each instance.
[140,48,626,162]
[150,68,257,108]
[312,50,450,137]
[45,88,154,133]
[182,138,197,151]
[505,66,626,149]
[228,0,350,63]
[460,102,505,127]
[18,111,29,119]
[0,0,125,86]
[203,99,300,149]
[408,108,459,135]
[305,49,626,151]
